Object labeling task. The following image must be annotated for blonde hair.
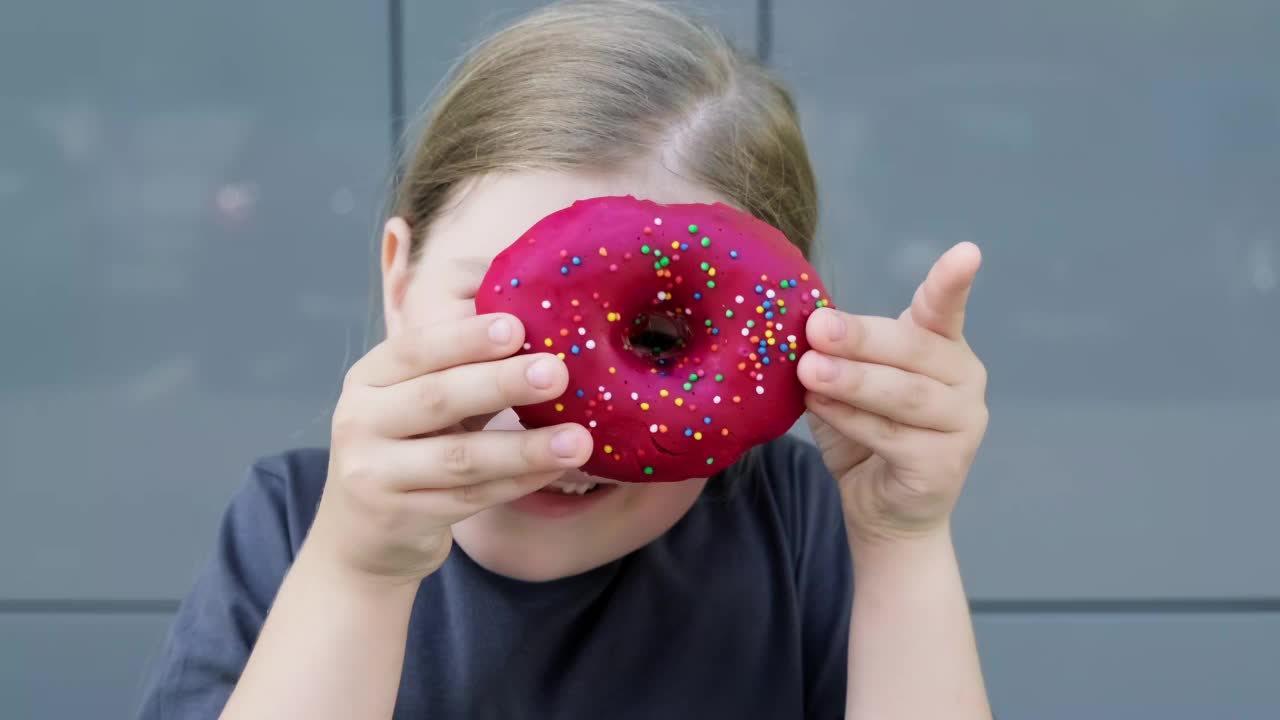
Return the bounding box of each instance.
[392,0,818,258]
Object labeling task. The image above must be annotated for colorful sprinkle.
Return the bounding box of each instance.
[510,278,520,287]
[700,237,711,247]
[641,245,651,254]
[688,224,698,233]
[572,256,582,265]
[707,458,714,465]
[541,300,551,309]
[603,444,613,454]
[644,466,654,475]
[730,250,739,259]
[571,345,580,354]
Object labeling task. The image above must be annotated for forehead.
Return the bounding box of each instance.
[416,162,735,272]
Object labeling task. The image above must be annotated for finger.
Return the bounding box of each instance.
[907,242,982,340]
[380,423,593,491]
[364,353,568,438]
[404,469,564,524]
[804,391,936,467]
[346,313,526,388]
[806,307,974,386]
[796,351,970,432]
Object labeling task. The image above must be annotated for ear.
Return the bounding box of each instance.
[381,216,415,337]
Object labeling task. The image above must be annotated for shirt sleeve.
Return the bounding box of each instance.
[136,462,296,719]
[777,437,854,719]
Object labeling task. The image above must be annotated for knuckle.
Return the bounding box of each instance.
[416,375,449,417]
[876,413,905,441]
[330,405,361,442]
[901,375,932,411]
[521,431,550,468]
[972,360,989,389]
[843,362,867,396]
[844,316,865,354]
[905,331,931,367]
[973,404,991,431]
[391,334,426,370]
[339,454,377,487]
[452,481,488,507]
[441,438,474,475]
[501,357,533,402]
[341,364,362,391]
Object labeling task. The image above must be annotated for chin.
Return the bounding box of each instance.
[455,525,621,582]
[451,474,709,582]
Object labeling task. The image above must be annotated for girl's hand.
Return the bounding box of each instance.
[306,313,594,586]
[797,242,989,545]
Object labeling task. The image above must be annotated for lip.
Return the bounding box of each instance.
[507,483,619,519]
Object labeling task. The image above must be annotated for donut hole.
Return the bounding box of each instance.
[623,311,691,364]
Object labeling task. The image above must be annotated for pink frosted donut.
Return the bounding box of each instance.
[475,196,833,483]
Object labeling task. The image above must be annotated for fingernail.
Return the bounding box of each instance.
[550,429,580,458]
[825,311,846,342]
[526,357,557,389]
[488,318,512,345]
[812,353,839,382]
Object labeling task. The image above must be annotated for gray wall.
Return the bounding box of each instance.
[2,1,1277,717]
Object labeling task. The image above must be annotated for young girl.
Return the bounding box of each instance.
[139,2,992,717]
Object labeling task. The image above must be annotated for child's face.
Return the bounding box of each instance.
[384,160,732,581]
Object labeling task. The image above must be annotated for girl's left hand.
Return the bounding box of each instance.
[797,242,989,546]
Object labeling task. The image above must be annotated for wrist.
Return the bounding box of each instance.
[292,535,426,605]
[848,521,955,574]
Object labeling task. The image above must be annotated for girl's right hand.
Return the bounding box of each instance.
[303,313,592,586]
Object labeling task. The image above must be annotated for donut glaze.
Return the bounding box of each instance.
[475,196,833,483]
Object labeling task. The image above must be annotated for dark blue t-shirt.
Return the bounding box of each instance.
[137,435,853,719]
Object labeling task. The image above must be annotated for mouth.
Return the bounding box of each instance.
[540,478,604,495]
[512,476,620,518]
